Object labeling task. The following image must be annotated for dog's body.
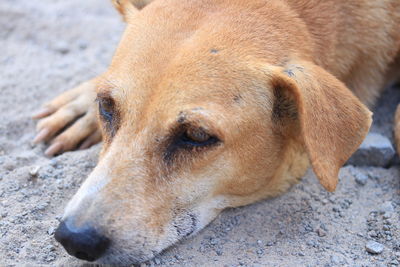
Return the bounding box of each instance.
[33,0,400,264]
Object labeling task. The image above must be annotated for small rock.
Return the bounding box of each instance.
[353,172,368,185]
[210,238,219,245]
[391,260,399,266]
[368,230,378,237]
[47,226,55,235]
[78,40,88,50]
[29,166,40,178]
[45,245,55,251]
[174,255,183,260]
[383,212,392,219]
[316,228,327,237]
[4,162,15,171]
[379,201,394,214]
[365,241,384,254]
[331,255,341,265]
[54,41,70,54]
[154,258,161,265]
[347,133,395,167]
[215,248,223,256]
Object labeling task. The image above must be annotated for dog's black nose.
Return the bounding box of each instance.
[54,220,110,262]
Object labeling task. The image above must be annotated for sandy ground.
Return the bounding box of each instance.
[1,0,400,266]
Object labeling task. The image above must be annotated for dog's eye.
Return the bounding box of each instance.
[179,127,219,147]
[164,126,220,163]
[98,97,114,122]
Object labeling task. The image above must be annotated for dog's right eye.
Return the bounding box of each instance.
[98,97,114,122]
[96,96,120,137]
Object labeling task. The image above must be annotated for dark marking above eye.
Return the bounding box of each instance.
[283,69,295,77]
[177,112,186,124]
[233,94,242,103]
[283,65,305,77]
[210,49,219,54]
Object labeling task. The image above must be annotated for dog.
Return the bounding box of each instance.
[32,0,400,264]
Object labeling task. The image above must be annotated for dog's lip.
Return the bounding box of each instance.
[185,212,197,237]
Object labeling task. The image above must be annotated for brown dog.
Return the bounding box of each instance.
[32,0,400,264]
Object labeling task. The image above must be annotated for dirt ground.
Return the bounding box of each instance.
[0,0,399,266]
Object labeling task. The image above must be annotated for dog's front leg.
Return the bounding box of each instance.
[32,78,101,156]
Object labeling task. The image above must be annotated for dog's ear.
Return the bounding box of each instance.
[268,60,372,191]
[111,0,138,21]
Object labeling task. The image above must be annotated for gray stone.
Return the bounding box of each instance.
[379,201,394,214]
[154,258,161,265]
[354,171,368,185]
[365,241,384,254]
[347,133,395,167]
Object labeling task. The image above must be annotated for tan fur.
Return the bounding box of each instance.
[33,0,400,264]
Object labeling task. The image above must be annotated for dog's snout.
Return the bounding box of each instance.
[55,220,110,262]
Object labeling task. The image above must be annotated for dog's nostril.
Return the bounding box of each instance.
[54,220,110,262]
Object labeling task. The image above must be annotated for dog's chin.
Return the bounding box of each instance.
[92,218,210,265]
[95,247,157,266]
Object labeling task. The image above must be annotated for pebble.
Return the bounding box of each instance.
[215,248,223,256]
[29,166,40,178]
[379,201,394,214]
[210,238,218,245]
[47,226,55,235]
[347,133,395,167]
[174,255,183,260]
[391,260,399,266]
[154,258,161,265]
[383,213,392,219]
[330,255,341,265]
[316,228,326,237]
[78,40,88,50]
[353,172,368,185]
[54,41,70,54]
[368,230,378,237]
[365,241,384,254]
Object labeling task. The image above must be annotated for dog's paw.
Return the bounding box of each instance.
[32,79,101,156]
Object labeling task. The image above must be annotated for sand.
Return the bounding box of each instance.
[1,0,399,266]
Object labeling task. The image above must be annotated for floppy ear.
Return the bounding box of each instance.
[269,61,372,191]
[111,0,138,21]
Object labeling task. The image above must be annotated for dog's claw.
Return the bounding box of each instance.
[45,142,63,157]
[33,128,50,145]
[32,107,54,119]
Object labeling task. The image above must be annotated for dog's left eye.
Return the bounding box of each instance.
[179,127,219,147]
[164,126,220,162]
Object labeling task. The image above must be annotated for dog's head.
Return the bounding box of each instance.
[55,0,371,264]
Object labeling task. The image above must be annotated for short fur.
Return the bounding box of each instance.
[33,0,400,264]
